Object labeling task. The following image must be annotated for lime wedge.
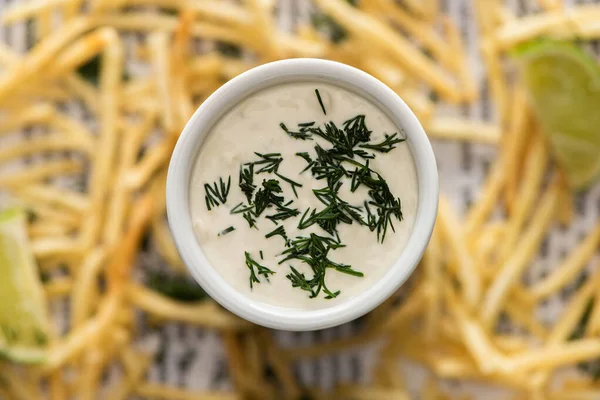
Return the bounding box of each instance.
[0,208,50,364]
[516,40,600,188]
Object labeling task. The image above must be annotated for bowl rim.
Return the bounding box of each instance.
[166,58,438,331]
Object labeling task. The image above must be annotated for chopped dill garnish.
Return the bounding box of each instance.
[280,233,362,299]
[297,183,364,235]
[251,152,283,174]
[204,176,231,210]
[245,252,275,289]
[275,172,302,198]
[266,206,300,223]
[296,152,316,173]
[359,132,405,153]
[254,179,285,216]
[265,225,288,242]
[220,101,408,294]
[243,211,257,229]
[218,226,235,236]
[231,202,253,214]
[315,89,327,115]
[239,164,256,203]
[280,122,314,140]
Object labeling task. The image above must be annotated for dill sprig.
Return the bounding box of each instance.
[243,211,257,229]
[204,176,231,210]
[239,164,256,202]
[315,89,327,115]
[231,202,253,214]
[265,225,288,242]
[218,226,235,236]
[254,179,285,216]
[275,172,302,198]
[297,183,364,235]
[245,252,275,289]
[359,132,405,153]
[280,122,314,140]
[266,206,300,223]
[280,233,362,299]
[252,152,283,174]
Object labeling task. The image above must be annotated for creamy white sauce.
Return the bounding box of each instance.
[190,82,418,310]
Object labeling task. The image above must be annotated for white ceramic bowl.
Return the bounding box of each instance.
[167,59,438,331]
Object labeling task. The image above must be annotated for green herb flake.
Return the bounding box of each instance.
[245,252,275,289]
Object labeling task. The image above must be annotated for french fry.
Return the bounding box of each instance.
[313,0,461,102]
[480,38,509,123]
[148,31,176,134]
[71,248,107,329]
[438,196,481,308]
[335,385,412,400]
[123,138,173,190]
[370,0,456,71]
[152,217,185,272]
[1,0,70,24]
[44,277,73,299]
[587,281,600,336]
[464,161,505,238]
[136,384,242,400]
[17,184,89,214]
[0,103,54,135]
[29,222,74,238]
[63,75,100,113]
[495,6,600,49]
[503,339,600,374]
[423,229,442,341]
[549,390,600,400]
[171,11,195,130]
[425,118,501,145]
[548,274,598,344]
[127,284,249,330]
[43,292,121,372]
[496,134,548,264]
[503,88,532,208]
[105,349,153,400]
[0,136,90,164]
[537,0,563,11]
[106,193,155,291]
[245,0,281,59]
[503,297,549,339]
[0,160,82,188]
[442,16,478,102]
[222,332,269,397]
[445,285,508,374]
[81,27,123,251]
[0,17,93,104]
[530,223,600,300]
[257,329,300,398]
[103,112,157,243]
[32,237,82,259]
[0,367,40,400]
[49,28,121,80]
[481,183,559,328]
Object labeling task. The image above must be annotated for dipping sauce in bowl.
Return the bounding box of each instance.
[189,82,418,309]
[167,59,437,330]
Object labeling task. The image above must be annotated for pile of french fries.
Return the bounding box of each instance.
[1,0,600,399]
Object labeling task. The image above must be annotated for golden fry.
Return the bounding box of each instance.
[530,223,600,300]
[127,284,249,330]
[481,183,559,328]
[425,118,501,145]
